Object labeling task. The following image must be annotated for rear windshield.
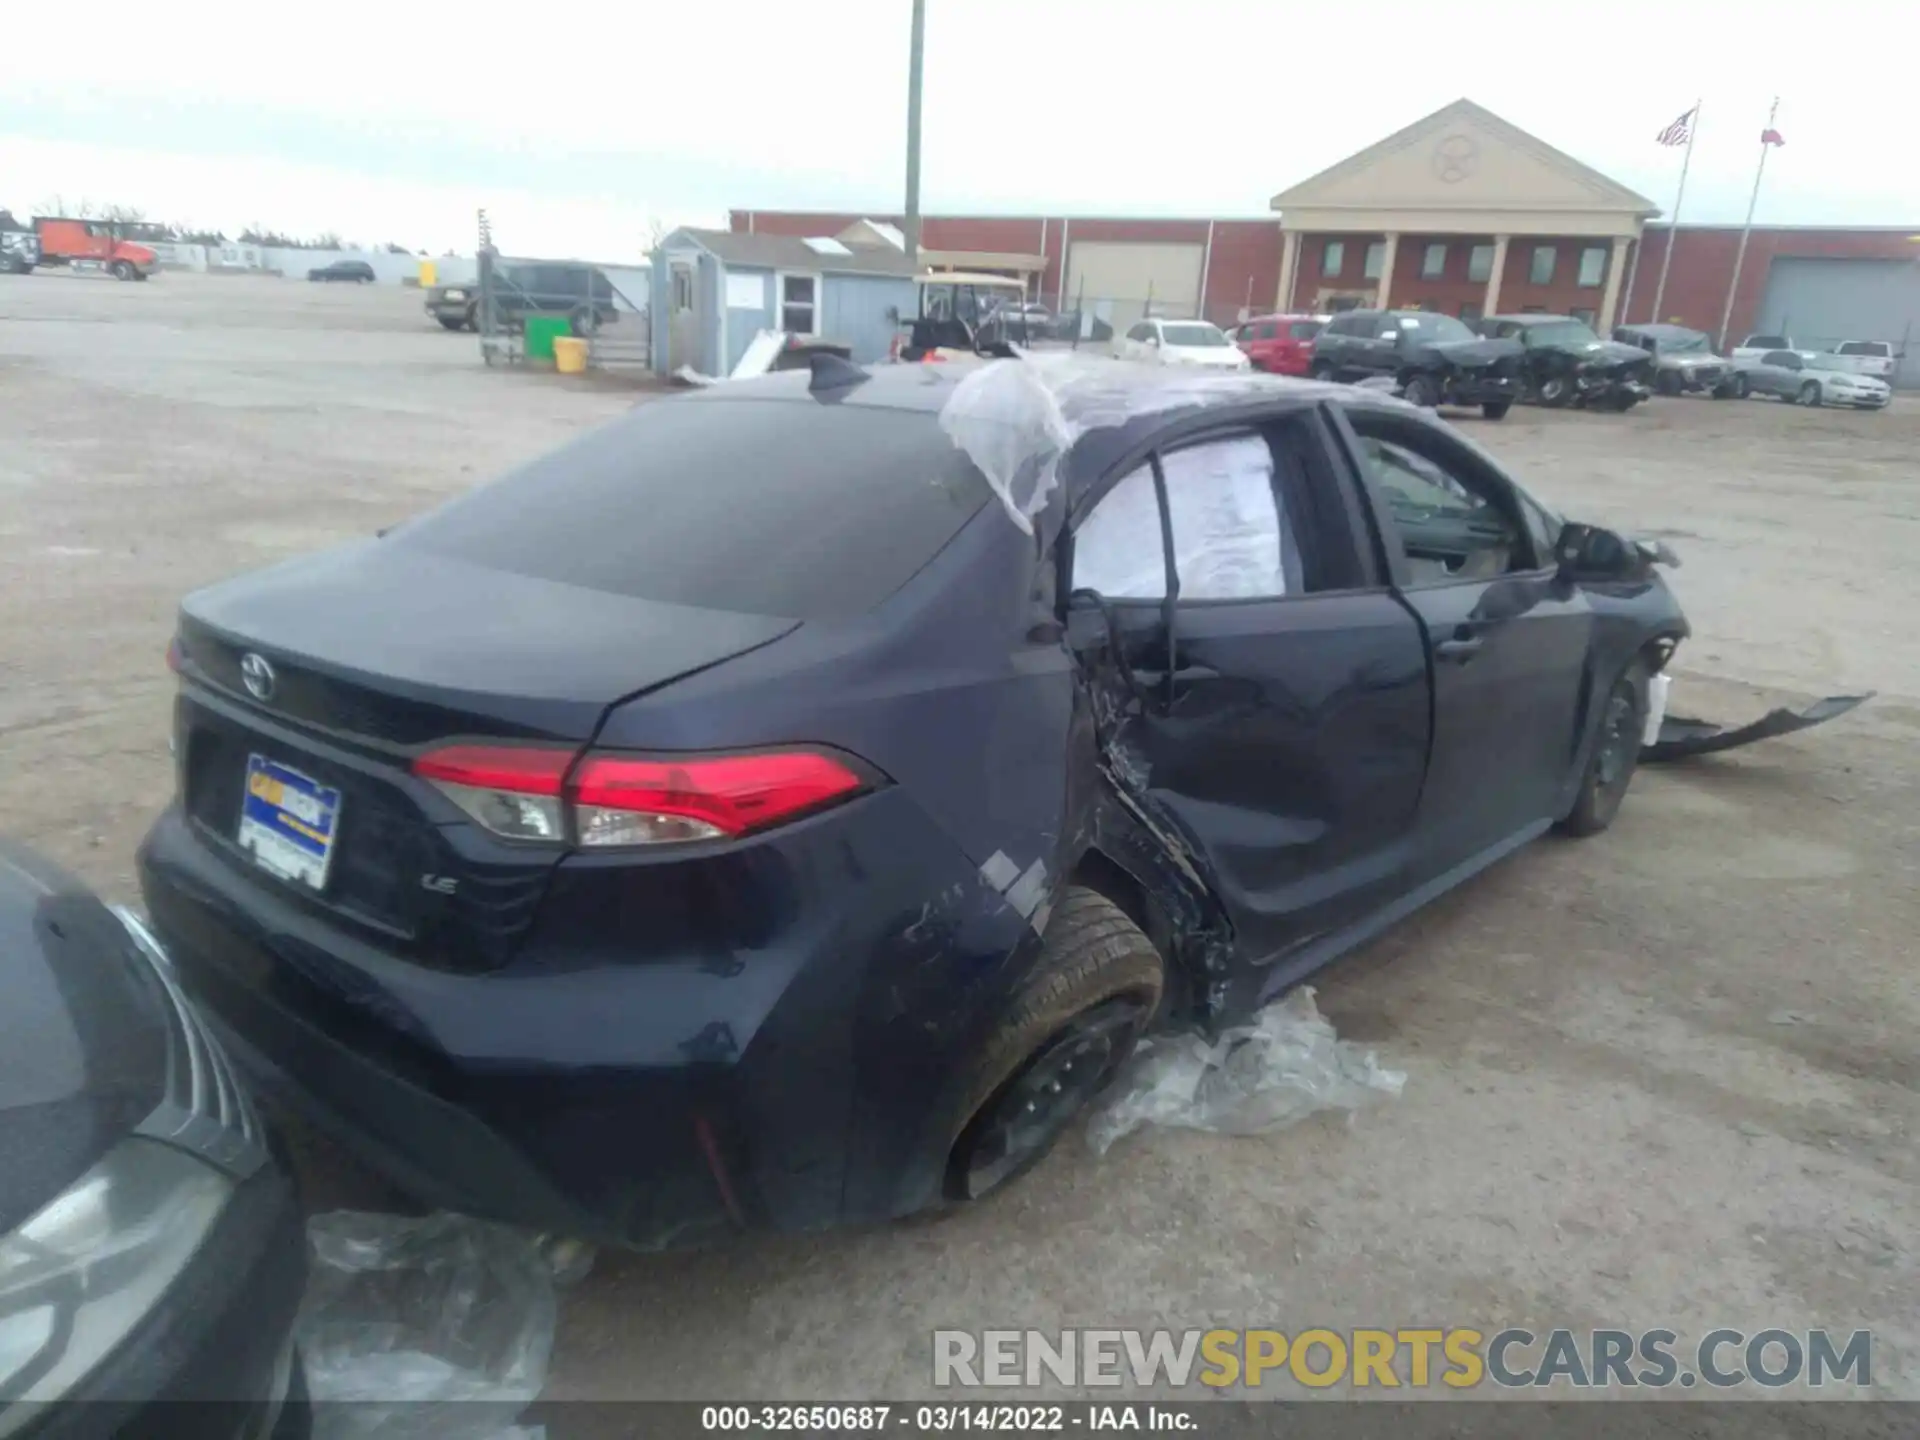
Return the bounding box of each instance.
[396,395,988,619]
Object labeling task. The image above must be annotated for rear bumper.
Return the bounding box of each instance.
[138,790,1034,1250]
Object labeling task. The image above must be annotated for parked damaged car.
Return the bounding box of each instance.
[1480,315,1653,410]
[0,843,307,1437]
[1611,323,1740,398]
[136,358,1867,1252]
[1310,309,1524,418]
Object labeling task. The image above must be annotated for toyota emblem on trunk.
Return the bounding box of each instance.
[240,652,276,701]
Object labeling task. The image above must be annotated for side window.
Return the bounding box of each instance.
[1072,435,1302,601]
[1353,427,1533,585]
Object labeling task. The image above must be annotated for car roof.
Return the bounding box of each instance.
[685,361,1392,467]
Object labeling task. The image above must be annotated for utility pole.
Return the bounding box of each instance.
[904,0,926,266]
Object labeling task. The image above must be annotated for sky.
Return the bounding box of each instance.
[3,0,1916,260]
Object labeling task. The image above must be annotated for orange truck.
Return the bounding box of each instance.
[31,218,158,280]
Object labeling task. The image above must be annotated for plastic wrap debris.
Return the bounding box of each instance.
[937,353,1304,536]
[297,1211,557,1440]
[1086,987,1404,1155]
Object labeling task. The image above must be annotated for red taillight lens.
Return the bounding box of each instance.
[572,751,867,847]
[412,745,574,843]
[410,745,869,848]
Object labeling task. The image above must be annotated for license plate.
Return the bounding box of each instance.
[239,755,342,891]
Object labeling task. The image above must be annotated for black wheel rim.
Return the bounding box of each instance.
[956,998,1148,1200]
[1594,683,1639,797]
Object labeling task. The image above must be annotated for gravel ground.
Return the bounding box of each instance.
[2,272,1914,1402]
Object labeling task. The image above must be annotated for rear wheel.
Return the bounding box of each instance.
[1557,661,1649,837]
[1481,400,1512,420]
[945,888,1164,1202]
[1798,380,1822,407]
[1401,373,1439,408]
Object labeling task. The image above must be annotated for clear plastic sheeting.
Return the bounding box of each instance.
[298,1211,557,1440]
[1071,435,1302,600]
[1086,987,1405,1156]
[937,353,1307,536]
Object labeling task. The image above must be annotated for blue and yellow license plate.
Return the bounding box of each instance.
[238,754,343,891]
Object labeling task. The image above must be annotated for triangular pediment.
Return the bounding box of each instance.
[1271,99,1657,215]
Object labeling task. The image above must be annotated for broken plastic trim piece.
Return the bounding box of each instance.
[1641,693,1873,762]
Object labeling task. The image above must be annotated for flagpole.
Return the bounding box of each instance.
[1718,98,1778,350]
[1647,99,1700,326]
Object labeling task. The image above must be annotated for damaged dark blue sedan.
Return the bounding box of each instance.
[140,356,1728,1249]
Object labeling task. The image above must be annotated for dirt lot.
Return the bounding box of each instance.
[3,272,1915,1401]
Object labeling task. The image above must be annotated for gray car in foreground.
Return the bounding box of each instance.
[1732,349,1892,409]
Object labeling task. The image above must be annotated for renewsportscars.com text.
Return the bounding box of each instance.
[933,1327,1872,1391]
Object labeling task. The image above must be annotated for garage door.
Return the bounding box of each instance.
[1065,241,1205,331]
[1756,258,1920,388]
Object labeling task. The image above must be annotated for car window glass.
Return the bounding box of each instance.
[1354,430,1528,585]
[1073,435,1301,601]
[398,399,988,620]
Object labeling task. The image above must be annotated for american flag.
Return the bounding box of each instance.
[1656,108,1696,146]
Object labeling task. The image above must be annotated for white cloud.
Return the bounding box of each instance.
[3,0,1915,250]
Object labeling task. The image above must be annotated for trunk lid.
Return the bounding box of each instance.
[173,540,798,972]
[180,540,797,743]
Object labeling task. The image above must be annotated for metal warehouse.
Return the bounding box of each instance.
[735,98,1920,384]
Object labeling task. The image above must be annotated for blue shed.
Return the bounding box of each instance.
[651,227,918,375]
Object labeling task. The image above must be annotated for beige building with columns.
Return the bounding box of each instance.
[1271,99,1659,330]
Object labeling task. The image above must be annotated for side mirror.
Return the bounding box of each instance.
[1555,522,1647,582]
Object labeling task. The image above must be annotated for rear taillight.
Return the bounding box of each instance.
[410,745,870,848]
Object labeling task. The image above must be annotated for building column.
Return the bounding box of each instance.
[1374,232,1399,310]
[1482,234,1511,316]
[1598,234,1631,332]
[1276,228,1300,314]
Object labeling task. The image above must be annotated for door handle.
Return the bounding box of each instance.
[1433,636,1483,663]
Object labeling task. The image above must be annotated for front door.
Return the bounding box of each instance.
[1066,417,1431,980]
[1339,414,1592,876]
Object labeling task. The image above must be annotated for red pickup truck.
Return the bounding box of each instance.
[32,218,158,280]
[1229,313,1327,376]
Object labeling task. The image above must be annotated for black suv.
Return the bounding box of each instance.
[1308,309,1524,419]
[425,261,619,334]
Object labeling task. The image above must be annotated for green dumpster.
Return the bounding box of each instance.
[523,315,571,362]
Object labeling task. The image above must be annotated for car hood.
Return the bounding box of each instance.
[1413,337,1524,369]
[0,845,169,1233]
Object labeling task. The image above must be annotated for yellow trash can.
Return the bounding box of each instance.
[553,336,589,375]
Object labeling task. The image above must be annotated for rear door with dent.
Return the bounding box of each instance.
[1064,407,1431,983]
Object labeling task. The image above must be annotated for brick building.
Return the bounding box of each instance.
[733,98,1920,371]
